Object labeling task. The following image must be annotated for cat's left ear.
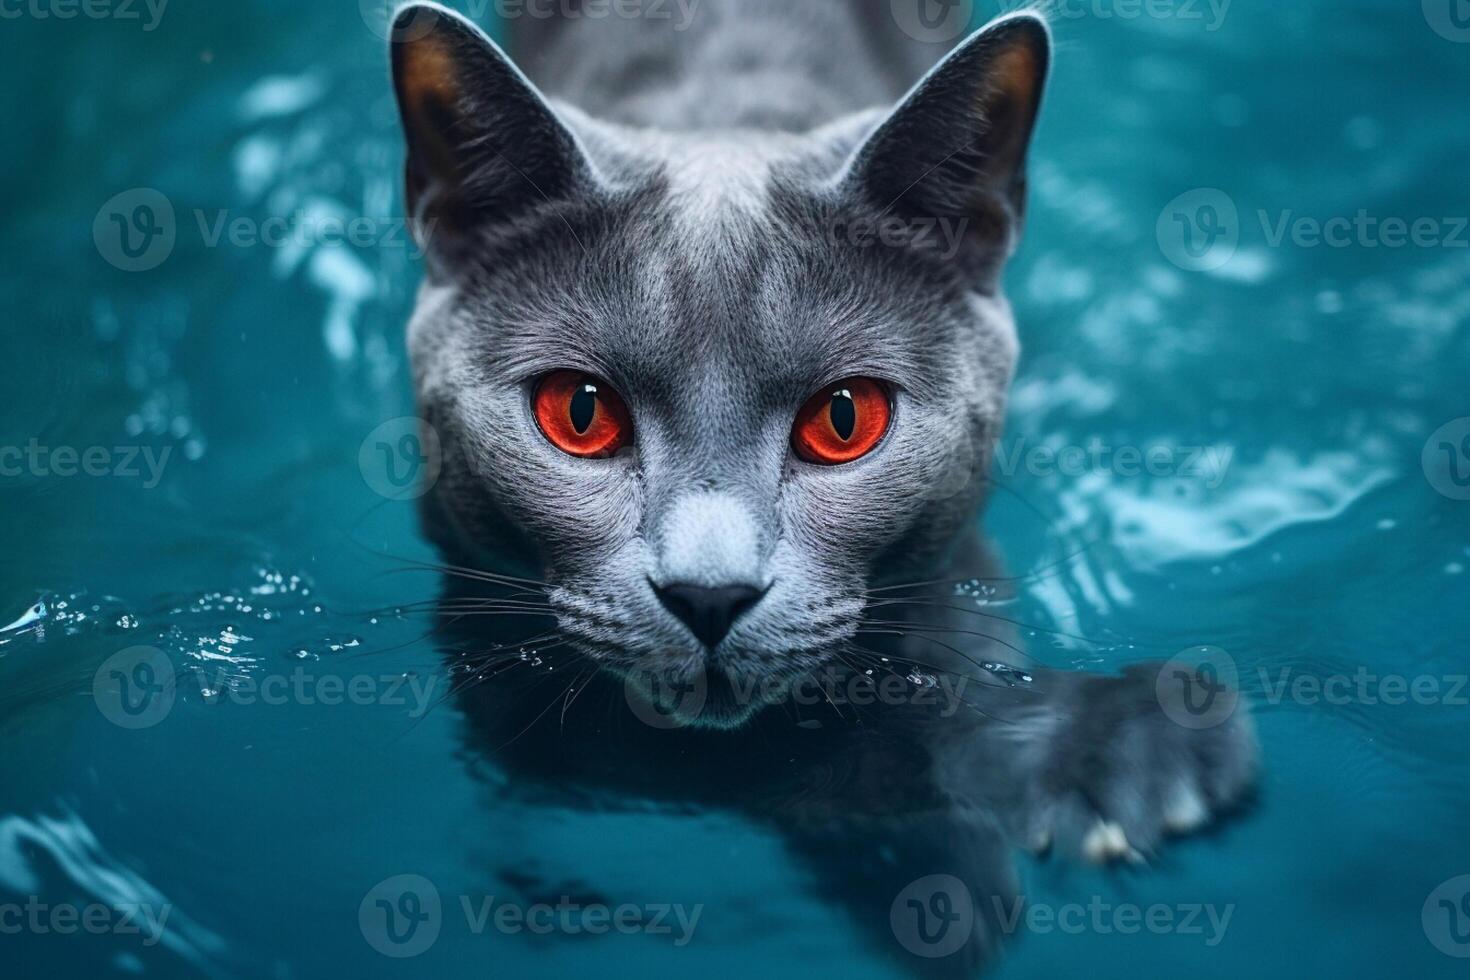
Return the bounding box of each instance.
[390,3,597,273]
[840,14,1050,282]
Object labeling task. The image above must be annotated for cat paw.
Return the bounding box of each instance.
[1026,661,1257,864]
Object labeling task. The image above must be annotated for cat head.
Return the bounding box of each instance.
[390,3,1049,727]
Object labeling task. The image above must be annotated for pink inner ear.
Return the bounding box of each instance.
[398,36,472,192]
[971,39,1044,186]
[985,43,1040,112]
[402,38,462,113]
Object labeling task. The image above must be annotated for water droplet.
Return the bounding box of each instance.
[1,601,48,634]
[982,661,1034,686]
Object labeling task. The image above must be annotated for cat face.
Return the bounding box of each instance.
[391,5,1049,727]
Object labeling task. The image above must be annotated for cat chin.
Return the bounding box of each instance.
[667,698,764,732]
[615,655,791,731]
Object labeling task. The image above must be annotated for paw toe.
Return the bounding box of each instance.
[1081,821,1142,864]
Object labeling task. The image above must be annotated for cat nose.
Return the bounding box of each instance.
[653,582,767,649]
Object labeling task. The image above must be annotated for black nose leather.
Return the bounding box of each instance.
[654,583,766,649]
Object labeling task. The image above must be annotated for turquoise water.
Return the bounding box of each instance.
[2,1,1469,977]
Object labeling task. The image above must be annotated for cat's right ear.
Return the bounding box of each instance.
[390,3,596,273]
[838,13,1051,285]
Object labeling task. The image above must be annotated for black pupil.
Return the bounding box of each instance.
[570,384,598,434]
[829,389,856,441]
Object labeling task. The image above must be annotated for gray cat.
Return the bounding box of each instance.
[389,0,1255,970]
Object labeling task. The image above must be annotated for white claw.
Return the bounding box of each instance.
[1082,821,1133,863]
[1163,782,1209,834]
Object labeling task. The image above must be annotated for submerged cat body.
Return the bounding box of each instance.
[388,1,1255,971]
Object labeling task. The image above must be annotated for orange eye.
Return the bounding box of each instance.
[791,377,891,465]
[533,370,633,458]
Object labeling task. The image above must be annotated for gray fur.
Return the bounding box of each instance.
[394,5,1257,968]
[394,0,1040,724]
